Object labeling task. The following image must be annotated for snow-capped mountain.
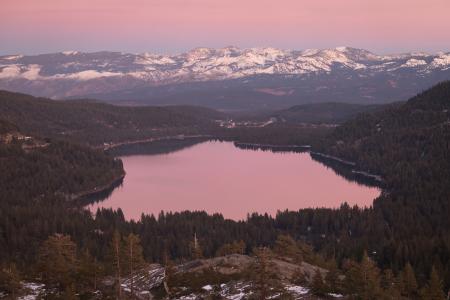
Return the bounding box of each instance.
[1,47,449,109]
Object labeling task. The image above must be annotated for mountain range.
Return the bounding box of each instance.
[1,47,449,110]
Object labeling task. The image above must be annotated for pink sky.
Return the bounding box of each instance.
[1,0,450,55]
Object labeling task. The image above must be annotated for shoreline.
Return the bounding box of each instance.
[101,134,214,151]
[233,142,311,149]
[81,137,383,206]
[233,142,383,183]
[69,172,125,202]
[309,151,356,167]
[309,151,383,183]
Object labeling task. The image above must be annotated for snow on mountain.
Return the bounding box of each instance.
[0,64,41,80]
[0,65,21,79]
[62,50,79,56]
[1,47,448,83]
[430,53,450,69]
[0,47,449,101]
[402,58,427,68]
[2,54,24,61]
[52,70,123,80]
[136,53,176,65]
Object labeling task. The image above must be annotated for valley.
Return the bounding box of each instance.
[0,82,449,299]
[3,1,450,298]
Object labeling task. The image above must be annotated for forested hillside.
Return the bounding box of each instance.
[314,81,450,290]
[271,102,386,124]
[0,119,17,134]
[0,83,449,298]
[0,90,223,145]
[0,122,124,260]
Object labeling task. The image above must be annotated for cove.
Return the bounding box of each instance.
[88,140,381,220]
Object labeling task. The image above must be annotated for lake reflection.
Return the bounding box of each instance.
[88,141,380,220]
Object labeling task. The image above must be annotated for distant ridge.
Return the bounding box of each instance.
[0,90,222,145]
[1,47,450,109]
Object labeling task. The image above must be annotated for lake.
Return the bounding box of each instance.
[88,140,380,220]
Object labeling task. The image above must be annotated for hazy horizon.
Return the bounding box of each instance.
[2,0,450,56]
[1,45,449,57]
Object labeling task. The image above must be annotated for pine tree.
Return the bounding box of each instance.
[123,233,146,296]
[164,258,177,297]
[110,230,123,299]
[420,266,445,300]
[248,247,285,299]
[343,253,382,299]
[78,249,103,292]
[343,258,366,297]
[190,232,203,259]
[311,269,327,296]
[216,240,246,256]
[358,251,382,299]
[291,267,307,286]
[62,283,77,300]
[273,234,302,263]
[0,264,21,297]
[400,262,419,298]
[380,268,401,299]
[232,240,246,255]
[37,234,77,290]
[325,262,342,294]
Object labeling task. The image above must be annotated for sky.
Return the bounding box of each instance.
[1,0,450,55]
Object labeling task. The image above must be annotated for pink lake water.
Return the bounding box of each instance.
[88,141,380,220]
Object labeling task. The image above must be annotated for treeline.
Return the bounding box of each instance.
[217,124,332,146]
[270,102,387,124]
[1,82,449,296]
[0,139,123,202]
[1,203,447,297]
[2,229,447,299]
[0,133,124,263]
[312,82,450,292]
[0,90,222,145]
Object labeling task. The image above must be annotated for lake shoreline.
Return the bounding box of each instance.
[96,137,383,201]
[70,171,126,203]
[88,140,381,221]
[101,134,214,151]
[309,151,383,183]
[233,142,383,183]
[233,142,311,149]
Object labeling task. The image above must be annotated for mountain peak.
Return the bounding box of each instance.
[61,50,80,56]
[335,46,349,52]
[1,47,449,100]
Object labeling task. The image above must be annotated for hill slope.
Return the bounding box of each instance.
[271,102,386,124]
[0,90,223,145]
[315,81,450,285]
[320,81,450,182]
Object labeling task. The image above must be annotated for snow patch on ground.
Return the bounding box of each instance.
[18,282,45,300]
[286,285,309,295]
[329,292,344,298]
